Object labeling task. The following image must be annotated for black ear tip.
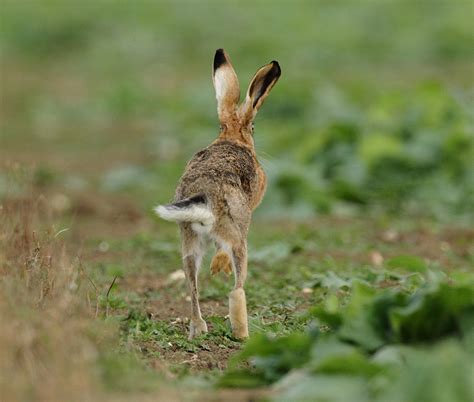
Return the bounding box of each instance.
[214,49,227,71]
[271,60,281,75]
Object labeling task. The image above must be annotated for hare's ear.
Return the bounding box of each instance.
[240,60,281,121]
[212,49,240,123]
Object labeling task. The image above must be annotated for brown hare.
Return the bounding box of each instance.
[155,49,281,340]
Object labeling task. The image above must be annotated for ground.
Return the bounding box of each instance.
[8,186,474,367]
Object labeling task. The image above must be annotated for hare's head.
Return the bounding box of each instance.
[212,49,281,147]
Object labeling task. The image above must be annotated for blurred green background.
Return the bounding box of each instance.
[1,0,473,221]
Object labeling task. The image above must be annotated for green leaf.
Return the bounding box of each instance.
[359,133,403,167]
[380,341,474,402]
[390,282,474,343]
[314,271,353,291]
[386,255,427,272]
[249,242,291,264]
[218,370,268,388]
[310,337,383,378]
[337,282,386,351]
[308,305,343,330]
[274,373,369,402]
[228,332,314,383]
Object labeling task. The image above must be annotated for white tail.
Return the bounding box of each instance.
[154,204,214,226]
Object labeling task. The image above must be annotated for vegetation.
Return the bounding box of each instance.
[222,279,474,401]
[1,1,473,401]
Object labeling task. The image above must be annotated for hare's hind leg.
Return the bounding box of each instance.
[229,241,249,339]
[210,242,233,276]
[180,224,208,340]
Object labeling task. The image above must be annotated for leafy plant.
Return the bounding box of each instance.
[220,276,474,401]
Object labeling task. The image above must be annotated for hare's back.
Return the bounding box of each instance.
[176,140,257,202]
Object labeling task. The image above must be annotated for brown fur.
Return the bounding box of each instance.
[175,140,263,213]
[162,49,280,340]
[210,250,233,276]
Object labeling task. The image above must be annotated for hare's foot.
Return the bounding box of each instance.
[188,318,208,340]
[210,250,233,276]
[229,288,249,339]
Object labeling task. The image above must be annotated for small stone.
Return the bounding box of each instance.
[382,229,399,242]
[168,269,186,282]
[98,241,109,253]
[370,251,384,266]
[51,193,71,213]
[440,241,451,252]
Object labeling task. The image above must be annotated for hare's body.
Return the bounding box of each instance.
[176,140,266,215]
[155,49,280,339]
